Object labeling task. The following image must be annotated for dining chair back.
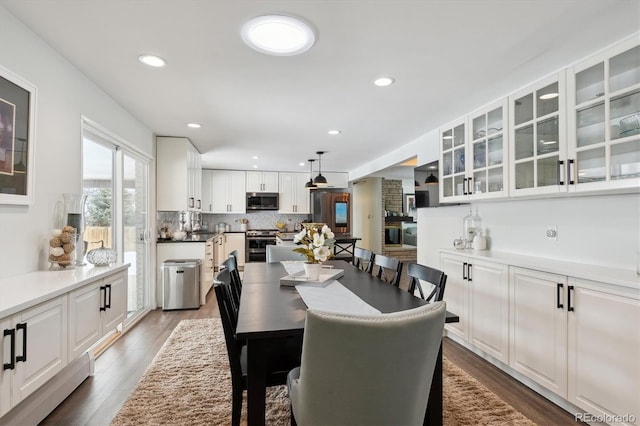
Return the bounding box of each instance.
[352,247,374,273]
[214,274,301,426]
[229,249,239,264]
[287,302,446,425]
[222,255,242,310]
[266,244,307,263]
[371,253,403,287]
[406,263,447,302]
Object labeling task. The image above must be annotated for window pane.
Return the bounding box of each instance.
[576,102,605,147]
[537,155,559,187]
[577,147,606,183]
[537,117,559,155]
[537,82,559,117]
[83,139,114,253]
[515,125,534,160]
[514,93,533,125]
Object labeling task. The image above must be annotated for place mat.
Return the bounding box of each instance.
[295,280,381,315]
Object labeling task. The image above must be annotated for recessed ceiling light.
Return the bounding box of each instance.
[138,54,167,67]
[328,129,341,135]
[241,15,316,56]
[252,155,259,160]
[539,93,559,100]
[187,123,202,128]
[374,77,395,87]
[252,164,259,169]
[299,162,305,166]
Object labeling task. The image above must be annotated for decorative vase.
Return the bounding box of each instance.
[303,262,322,281]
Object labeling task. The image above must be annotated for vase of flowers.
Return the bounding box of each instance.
[293,224,335,280]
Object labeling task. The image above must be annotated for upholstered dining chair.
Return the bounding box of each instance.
[352,247,374,273]
[287,302,446,425]
[266,244,307,263]
[406,263,447,302]
[222,255,242,310]
[371,253,403,287]
[214,272,301,426]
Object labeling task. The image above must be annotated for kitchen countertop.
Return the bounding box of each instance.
[157,231,245,243]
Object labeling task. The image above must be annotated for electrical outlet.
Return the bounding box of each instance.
[546,225,558,241]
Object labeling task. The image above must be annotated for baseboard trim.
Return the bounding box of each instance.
[0,352,92,425]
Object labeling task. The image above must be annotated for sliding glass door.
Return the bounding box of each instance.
[82,119,152,324]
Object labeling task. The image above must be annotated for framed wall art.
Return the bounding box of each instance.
[405,193,416,216]
[0,66,37,205]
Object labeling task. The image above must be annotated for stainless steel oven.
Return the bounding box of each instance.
[245,229,278,263]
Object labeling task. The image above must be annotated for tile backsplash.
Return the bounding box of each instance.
[157,211,310,235]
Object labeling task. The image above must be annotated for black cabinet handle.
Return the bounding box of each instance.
[467,263,473,282]
[567,159,575,185]
[462,262,467,280]
[3,328,15,370]
[568,285,575,312]
[16,323,27,363]
[557,283,564,309]
[197,199,201,209]
[468,177,473,194]
[557,160,565,185]
[100,285,107,311]
[105,284,112,309]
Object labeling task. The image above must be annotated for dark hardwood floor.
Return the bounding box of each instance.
[41,290,577,425]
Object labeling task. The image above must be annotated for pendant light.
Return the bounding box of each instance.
[305,159,317,189]
[313,151,328,186]
[425,173,438,184]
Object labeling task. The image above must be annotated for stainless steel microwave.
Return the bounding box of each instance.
[246,192,279,210]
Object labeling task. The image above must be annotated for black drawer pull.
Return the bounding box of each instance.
[100,285,107,311]
[568,285,575,312]
[557,283,563,309]
[462,262,467,280]
[105,284,112,309]
[3,329,15,370]
[557,160,564,185]
[16,323,27,363]
[467,263,472,282]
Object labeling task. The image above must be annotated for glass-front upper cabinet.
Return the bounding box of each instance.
[509,73,567,196]
[468,99,508,199]
[439,117,467,202]
[567,37,640,192]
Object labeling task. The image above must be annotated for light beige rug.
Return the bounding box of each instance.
[111,318,535,426]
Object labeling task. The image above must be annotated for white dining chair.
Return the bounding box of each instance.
[266,245,307,263]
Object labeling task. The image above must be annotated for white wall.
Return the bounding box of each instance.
[0,7,153,278]
[417,193,640,272]
[352,177,382,253]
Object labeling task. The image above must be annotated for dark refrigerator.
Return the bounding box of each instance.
[311,189,351,235]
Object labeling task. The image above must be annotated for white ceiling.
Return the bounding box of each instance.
[2,0,639,179]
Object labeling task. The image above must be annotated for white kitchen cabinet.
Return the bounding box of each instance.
[322,172,349,188]
[1,297,67,416]
[67,270,127,359]
[156,137,202,211]
[567,278,640,424]
[208,170,246,213]
[201,169,214,213]
[440,100,509,202]
[567,37,640,193]
[440,252,509,363]
[509,267,568,396]
[279,172,310,213]
[509,73,568,197]
[215,233,245,269]
[246,171,279,192]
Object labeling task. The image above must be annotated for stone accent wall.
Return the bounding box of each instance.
[382,179,403,213]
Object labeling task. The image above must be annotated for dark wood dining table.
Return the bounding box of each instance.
[235,260,459,426]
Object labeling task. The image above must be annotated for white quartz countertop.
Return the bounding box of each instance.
[440,249,639,290]
[0,263,130,319]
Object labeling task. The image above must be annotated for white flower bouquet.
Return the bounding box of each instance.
[292,224,335,264]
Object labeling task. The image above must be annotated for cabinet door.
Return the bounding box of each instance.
[439,118,468,202]
[568,38,640,193]
[323,172,349,189]
[211,170,230,213]
[156,137,190,211]
[467,259,509,363]
[509,267,568,396]
[68,282,102,359]
[102,272,127,333]
[440,252,468,340]
[292,173,310,213]
[280,172,309,213]
[246,171,278,192]
[201,170,214,213]
[228,171,247,213]
[12,297,67,406]
[509,73,568,197]
[1,317,11,416]
[224,234,246,267]
[568,278,640,423]
[246,171,263,192]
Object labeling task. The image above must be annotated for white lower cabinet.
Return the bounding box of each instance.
[441,252,509,363]
[68,271,127,359]
[215,233,245,268]
[510,266,640,424]
[567,278,640,424]
[1,296,68,417]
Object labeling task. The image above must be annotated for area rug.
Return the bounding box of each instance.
[111,318,535,426]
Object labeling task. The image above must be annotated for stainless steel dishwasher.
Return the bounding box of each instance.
[162,259,201,310]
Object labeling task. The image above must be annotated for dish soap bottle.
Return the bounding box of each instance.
[463,207,481,249]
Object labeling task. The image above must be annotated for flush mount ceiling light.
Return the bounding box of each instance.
[138,54,167,67]
[187,123,202,128]
[241,14,316,56]
[374,76,395,87]
[328,129,341,135]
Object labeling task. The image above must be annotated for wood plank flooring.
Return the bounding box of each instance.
[41,291,578,425]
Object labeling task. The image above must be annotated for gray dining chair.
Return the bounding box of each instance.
[266,245,307,263]
[287,301,446,425]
